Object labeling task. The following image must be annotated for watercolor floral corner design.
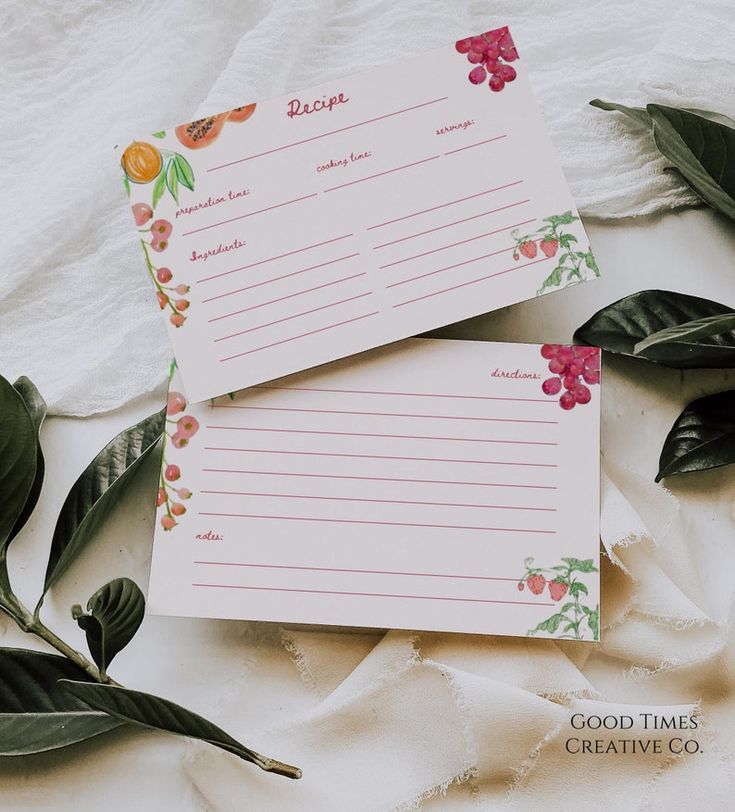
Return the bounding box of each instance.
[121,138,195,207]
[539,344,600,410]
[157,384,199,532]
[455,26,519,92]
[518,556,599,640]
[511,211,600,295]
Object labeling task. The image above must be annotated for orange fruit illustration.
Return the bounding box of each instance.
[228,103,256,122]
[121,141,163,183]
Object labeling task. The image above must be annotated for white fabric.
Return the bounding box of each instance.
[2,0,734,416]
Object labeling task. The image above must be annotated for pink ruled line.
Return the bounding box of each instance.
[219,311,378,362]
[214,292,372,342]
[386,245,515,289]
[202,253,360,303]
[209,272,367,323]
[372,201,530,250]
[198,512,556,534]
[194,561,527,582]
[181,193,318,236]
[206,96,449,171]
[202,468,558,489]
[444,135,507,156]
[378,218,535,270]
[191,582,556,607]
[203,447,558,467]
[205,425,557,446]
[252,385,554,404]
[200,490,556,511]
[210,404,559,425]
[323,155,440,193]
[394,255,553,308]
[196,233,354,284]
[367,181,523,230]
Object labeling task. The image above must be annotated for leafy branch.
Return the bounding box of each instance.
[0,373,300,779]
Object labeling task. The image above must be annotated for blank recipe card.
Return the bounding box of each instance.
[149,339,601,640]
[121,26,600,403]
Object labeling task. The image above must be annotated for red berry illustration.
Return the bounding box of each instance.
[151,237,169,252]
[519,240,537,259]
[150,219,173,240]
[467,49,485,64]
[455,37,473,54]
[583,368,600,385]
[170,313,186,328]
[167,391,186,415]
[171,502,186,516]
[526,574,546,594]
[548,579,569,601]
[488,74,505,92]
[559,391,576,410]
[495,64,516,83]
[557,346,574,365]
[469,65,487,84]
[539,238,559,258]
[548,358,565,375]
[171,432,188,449]
[161,515,177,531]
[165,464,181,482]
[156,291,169,310]
[177,415,199,438]
[517,581,525,591]
[573,384,592,404]
[540,344,559,359]
[563,373,578,390]
[542,376,562,396]
[175,299,190,311]
[157,267,173,283]
[132,203,153,226]
[177,488,192,500]
[156,487,165,507]
[175,284,190,295]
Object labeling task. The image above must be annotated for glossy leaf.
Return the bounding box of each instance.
[589,98,651,129]
[7,377,47,543]
[59,681,302,779]
[72,578,145,677]
[0,648,123,755]
[648,104,735,221]
[634,313,735,355]
[574,290,735,368]
[42,409,165,596]
[0,375,38,552]
[657,390,735,481]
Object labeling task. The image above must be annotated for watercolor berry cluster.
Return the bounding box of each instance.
[540,344,600,410]
[511,212,600,294]
[518,556,599,640]
[157,388,198,531]
[455,26,519,92]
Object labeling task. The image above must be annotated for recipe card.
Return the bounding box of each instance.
[121,25,600,404]
[149,338,601,640]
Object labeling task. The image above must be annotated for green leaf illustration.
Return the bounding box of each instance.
[583,252,600,276]
[569,581,589,598]
[530,613,565,635]
[42,409,165,599]
[657,390,735,481]
[173,154,195,192]
[562,557,598,573]
[72,578,145,677]
[587,608,600,639]
[166,160,179,205]
[152,131,166,139]
[0,648,123,755]
[58,682,301,779]
[574,289,735,368]
[558,233,577,248]
[151,171,167,209]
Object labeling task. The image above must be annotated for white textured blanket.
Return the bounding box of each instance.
[2,0,733,415]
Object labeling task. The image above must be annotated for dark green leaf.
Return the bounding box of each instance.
[59,682,301,779]
[72,578,145,677]
[542,211,578,227]
[539,266,563,293]
[574,289,735,368]
[0,376,37,553]
[634,313,735,355]
[42,409,165,597]
[587,608,600,639]
[151,171,166,208]
[569,581,589,598]
[561,557,598,573]
[657,390,735,481]
[589,99,652,129]
[561,602,575,613]
[0,648,123,755]
[558,233,577,248]
[173,155,195,192]
[529,613,564,635]
[166,161,179,205]
[7,378,47,544]
[647,104,735,220]
[583,251,600,277]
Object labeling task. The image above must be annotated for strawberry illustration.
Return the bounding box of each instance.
[548,579,569,601]
[539,238,559,258]
[517,581,525,591]
[519,240,537,259]
[526,574,546,594]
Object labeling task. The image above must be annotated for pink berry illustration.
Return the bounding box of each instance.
[573,384,592,404]
[177,415,199,438]
[150,219,173,240]
[568,359,585,376]
[175,299,190,311]
[171,432,188,449]
[455,37,473,54]
[161,515,177,531]
[151,237,169,252]
[489,74,505,92]
[177,488,192,500]
[548,358,565,375]
[157,291,169,309]
[563,373,578,390]
[519,240,537,259]
[165,464,181,482]
[548,579,569,601]
[559,391,576,410]
[526,574,546,595]
[170,313,186,327]
[586,352,600,371]
[540,344,559,359]
[583,368,600,385]
[542,376,562,396]
[156,487,166,507]
[167,391,186,415]
[539,238,559,258]
[171,502,186,516]
[175,284,190,295]
[157,267,173,283]
[132,203,153,226]
[467,49,485,64]
[495,64,517,82]
[469,65,487,85]
[517,581,525,591]
[557,346,574,365]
